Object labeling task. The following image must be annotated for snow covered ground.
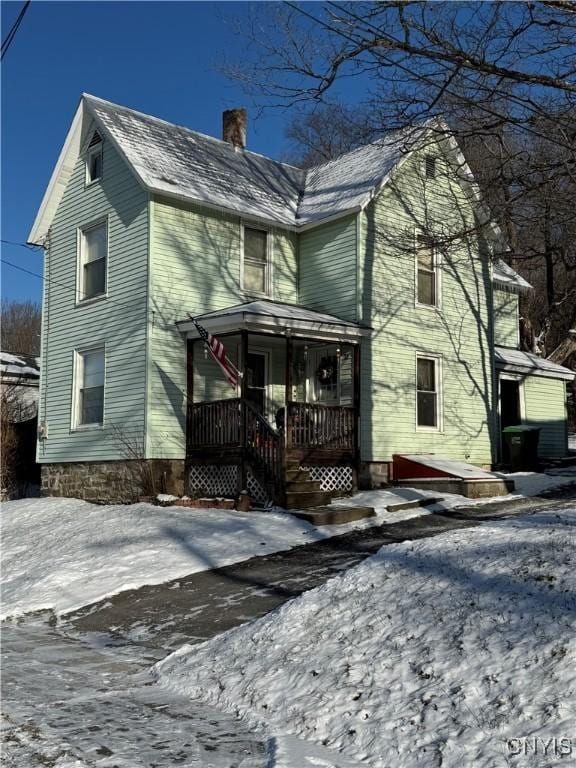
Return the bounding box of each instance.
[1,495,427,619]
[335,469,576,515]
[156,506,576,768]
[3,471,575,620]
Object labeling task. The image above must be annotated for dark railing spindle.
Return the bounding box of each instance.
[285,401,355,450]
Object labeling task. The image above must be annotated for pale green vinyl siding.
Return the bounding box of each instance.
[37,138,149,463]
[360,148,495,466]
[147,197,297,458]
[493,288,519,348]
[523,376,568,457]
[299,215,357,321]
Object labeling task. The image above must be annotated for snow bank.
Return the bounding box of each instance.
[0,496,424,619]
[156,508,576,768]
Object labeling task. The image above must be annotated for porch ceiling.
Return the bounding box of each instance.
[176,300,371,343]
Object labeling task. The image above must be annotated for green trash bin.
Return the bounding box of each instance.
[502,425,540,470]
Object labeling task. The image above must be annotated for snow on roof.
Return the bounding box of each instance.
[29,95,441,243]
[193,300,363,328]
[494,346,574,381]
[86,95,305,228]
[492,259,532,293]
[0,352,40,379]
[298,126,426,224]
[177,300,370,341]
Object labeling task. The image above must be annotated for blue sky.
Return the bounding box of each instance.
[1,1,299,303]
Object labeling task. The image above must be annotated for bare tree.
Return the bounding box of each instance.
[111,425,157,500]
[226,1,576,354]
[1,300,41,355]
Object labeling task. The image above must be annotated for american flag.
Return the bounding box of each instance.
[189,315,240,388]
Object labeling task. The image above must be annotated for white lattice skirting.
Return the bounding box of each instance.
[188,463,271,505]
[246,470,269,505]
[301,465,353,492]
[188,464,238,498]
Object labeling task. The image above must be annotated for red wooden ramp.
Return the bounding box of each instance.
[392,454,514,498]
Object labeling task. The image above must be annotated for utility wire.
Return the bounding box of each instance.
[1,0,31,61]
[1,254,151,313]
[1,239,40,251]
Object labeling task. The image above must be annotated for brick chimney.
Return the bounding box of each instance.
[222,108,247,150]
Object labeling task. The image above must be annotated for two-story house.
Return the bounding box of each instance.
[29,94,573,505]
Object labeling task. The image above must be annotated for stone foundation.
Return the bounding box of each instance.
[41,459,185,503]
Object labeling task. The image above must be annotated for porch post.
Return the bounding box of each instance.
[239,329,249,494]
[186,338,194,455]
[353,341,362,488]
[285,334,293,450]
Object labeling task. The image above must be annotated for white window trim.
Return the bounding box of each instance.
[240,222,273,298]
[71,344,106,432]
[85,142,103,187]
[415,352,443,432]
[76,215,109,306]
[414,230,442,310]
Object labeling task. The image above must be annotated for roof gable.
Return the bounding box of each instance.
[28,94,500,245]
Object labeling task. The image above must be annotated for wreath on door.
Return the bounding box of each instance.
[316,356,336,384]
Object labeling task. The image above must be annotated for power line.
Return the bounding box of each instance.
[1,0,31,62]
[1,256,150,314]
[1,239,41,251]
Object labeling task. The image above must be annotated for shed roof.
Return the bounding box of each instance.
[494,346,574,381]
[492,259,532,294]
[0,352,40,380]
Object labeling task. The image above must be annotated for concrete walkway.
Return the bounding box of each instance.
[68,484,576,652]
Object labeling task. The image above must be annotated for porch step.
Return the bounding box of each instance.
[285,490,334,509]
[291,505,376,526]
[285,468,312,482]
[285,480,323,494]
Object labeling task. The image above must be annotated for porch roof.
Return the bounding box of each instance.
[495,345,574,381]
[176,300,371,342]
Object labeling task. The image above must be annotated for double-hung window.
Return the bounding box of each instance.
[242,226,270,295]
[416,355,441,429]
[79,220,107,301]
[416,236,439,307]
[74,348,105,427]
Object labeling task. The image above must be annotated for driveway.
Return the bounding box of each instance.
[3,484,575,767]
[68,484,576,651]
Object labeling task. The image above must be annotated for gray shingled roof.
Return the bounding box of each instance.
[192,299,364,327]
[88,95,305,227]
[85,94,424,228]
[494,346,574,380]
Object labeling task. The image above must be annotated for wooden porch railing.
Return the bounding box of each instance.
[187,397,284,494]
[286,401,356,450]
[243,400,283,493]
[187,398,241,449]
[188,399,357,452]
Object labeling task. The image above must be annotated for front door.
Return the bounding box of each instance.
[310,347,339,405]
[245,351,268,416]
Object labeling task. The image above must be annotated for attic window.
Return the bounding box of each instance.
[425,155,436,179]
[86,133,103,185]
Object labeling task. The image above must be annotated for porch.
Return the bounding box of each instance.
[177,301,369,507]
